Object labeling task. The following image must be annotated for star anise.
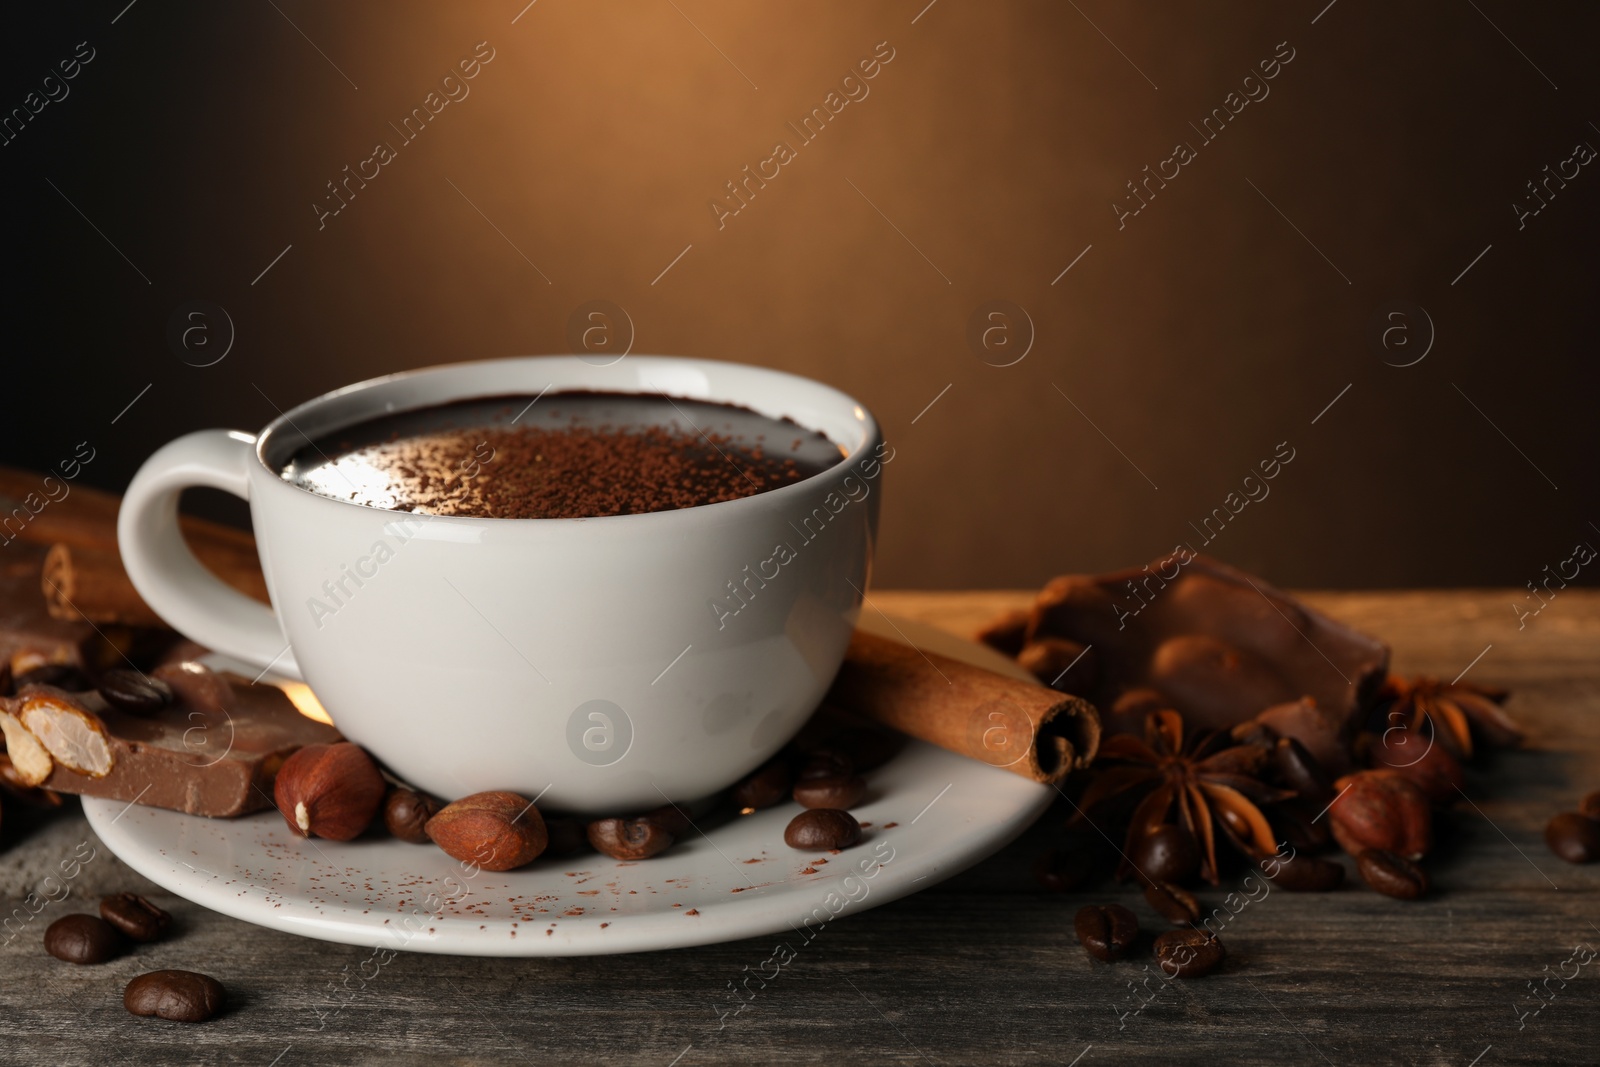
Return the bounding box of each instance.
[1374,676,1521,759]
[1076,710,1292,884]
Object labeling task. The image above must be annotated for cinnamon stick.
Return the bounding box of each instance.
[0,464,268,626]
[828,630,1100,785]
[42,542,268,627]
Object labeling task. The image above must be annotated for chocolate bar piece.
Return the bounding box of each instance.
[14,671,341,817]
[1019,553,1389,764]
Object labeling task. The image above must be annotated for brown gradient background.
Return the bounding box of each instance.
[4,1,1596,592]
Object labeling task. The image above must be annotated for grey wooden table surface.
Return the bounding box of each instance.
[1,590,1596,1066]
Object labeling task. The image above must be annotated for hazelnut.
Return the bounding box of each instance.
[587,817,675,861]
[426,791,547,871]
[383,788,440,844]
[1370,727,1464,805]
[1329,769,1432,860]
[272,742,385,841]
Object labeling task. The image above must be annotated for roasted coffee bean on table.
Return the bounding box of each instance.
[1267,853,1346,893]
[1356,848,1430,899]
[1544,811,1600,864]
[94,668,174,715]
[1143,879,1202,924]
[784,808,861,851]
[1074,904,1138,962]
[792,774,866,810]
[1154,929,1226,978]
[44,914,125,964]
[124,970,226,1023]
[99,893,171,943]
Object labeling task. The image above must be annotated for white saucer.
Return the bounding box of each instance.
[84,616,1053,957]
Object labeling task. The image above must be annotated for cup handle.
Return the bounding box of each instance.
[117,429,300,679]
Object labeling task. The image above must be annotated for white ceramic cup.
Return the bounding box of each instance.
[118,356,885,812]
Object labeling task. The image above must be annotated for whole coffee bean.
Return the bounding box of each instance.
[124,969,225,1023]
[1272,803,1333,854]
[1266,854,1345,893]
[1580,791,1600,822]
[99,893,171,943]
[1356,848,1429,899]
[797,750,854,781]
[96,669,175,716]
[784,808,861,851]
[731,760,792,811]
[542,816,589,857]
[44,914,125,964]
[1143,879,1202,924]
[640,804,693,837]
[1272,736,1332,802]
[587,817,674,861]
[1131,823,1200,885]
[383,788,440,844]
[1074,904,1138,962]
[793,774,866,810]
[1545,811,1600,864]
[1154,929,1225,978]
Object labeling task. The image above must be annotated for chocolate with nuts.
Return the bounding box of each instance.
[1018,553,1389,766]
[18,669,341,817]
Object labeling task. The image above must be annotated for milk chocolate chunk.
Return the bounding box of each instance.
[25,671,341,817]
[1026,554,1389,744]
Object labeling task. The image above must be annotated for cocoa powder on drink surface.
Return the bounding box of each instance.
[283,392,842,519]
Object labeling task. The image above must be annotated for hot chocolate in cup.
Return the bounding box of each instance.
[118,356,885,812]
